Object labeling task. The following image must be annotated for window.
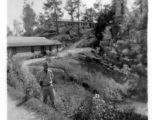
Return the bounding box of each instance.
[31,47,34,53]
[41,46,46,51]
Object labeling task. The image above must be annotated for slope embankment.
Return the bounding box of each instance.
[8,95,41,120]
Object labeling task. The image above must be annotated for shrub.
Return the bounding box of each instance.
[73,95,147,120]
[7,58,41,99]
[22,57,148,119]
[7,58,70,120]
[45,58,126,102]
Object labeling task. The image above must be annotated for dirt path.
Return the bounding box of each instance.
[8,58,47,120]
[69,40,82,49]
[57,48,93,57]
[22,57,46,70]
[7,95,41,120]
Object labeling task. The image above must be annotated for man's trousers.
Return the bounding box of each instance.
[42,86,55,107]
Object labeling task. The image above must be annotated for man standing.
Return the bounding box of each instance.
[37,61,55,108]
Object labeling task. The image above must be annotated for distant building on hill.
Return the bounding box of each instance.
[7,37,62,58]
[56,19,97,28]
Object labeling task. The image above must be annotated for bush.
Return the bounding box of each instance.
[7,61,27,92]
[43,58,126,102]
[7,58,70,120]
[23,98,69,120]
[73,96,147,120]
[7,59,41,99]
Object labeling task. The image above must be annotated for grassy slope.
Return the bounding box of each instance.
[8,55,148,120]
[32,57,127,102]
[7,58,70,120]
[29,59,92,118]
[30,56,147,119]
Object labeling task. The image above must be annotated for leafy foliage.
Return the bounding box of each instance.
[93,0,147,101]
[22,1,37,36]
[64,0,79,22]
[13,19,24,36]
[93,0,102,12]
[43,0,63,33]
[73,95,147,120]
[82,8,96,22]
[37,13,47,26]
[7,26,13,36]
[94,4,115,42]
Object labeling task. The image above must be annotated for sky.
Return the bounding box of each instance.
[7,0,135,30]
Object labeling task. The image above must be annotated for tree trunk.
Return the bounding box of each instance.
[78,0,80,38]
[71,13,74,28]
[90,9,92,22]
[140,0,143,14]
[55,7,59,34]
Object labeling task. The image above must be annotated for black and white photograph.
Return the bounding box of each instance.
[6,0,148,120]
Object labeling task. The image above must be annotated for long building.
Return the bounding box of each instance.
[7,37,62,58]
[57,19,96,28]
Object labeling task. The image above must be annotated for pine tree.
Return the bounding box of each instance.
[82,8,96,22]
[22,1,37,36]
[43,0,63,33]
[7,26,13,36]
[64,0,79,25]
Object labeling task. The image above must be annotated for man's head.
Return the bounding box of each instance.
[43,61,49,71]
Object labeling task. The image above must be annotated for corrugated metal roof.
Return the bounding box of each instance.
[57,19,97,23]
[7,37,62,47]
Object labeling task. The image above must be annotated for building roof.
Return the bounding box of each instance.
[57,19,97,23]
[7,37,62,47]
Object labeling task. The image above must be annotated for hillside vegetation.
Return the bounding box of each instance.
[73,0,148,103]
[7,0,147,119]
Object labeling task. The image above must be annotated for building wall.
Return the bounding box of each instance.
[15,47,34,57]
[34,46,41,52]
[8,45,62,58]
[58,21,95,28]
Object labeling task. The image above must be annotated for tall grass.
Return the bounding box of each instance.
[11,56,148,120]
[46,58,127,102]
[7,58,70,120]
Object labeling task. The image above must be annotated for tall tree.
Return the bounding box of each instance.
[64,0,79,25]
[134,0,145,14]
[7,26,13,36]
[82,8,96,22]
[38,13,46,27]
[43,0,63,33]
[76,0,80,38]
[74,0,85,37]
[94,3,115,42]
[13,19,24,36]
[128,0,148,30]
[22,1,37,36]
[93,0,104,20]
[94,0,102,12]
